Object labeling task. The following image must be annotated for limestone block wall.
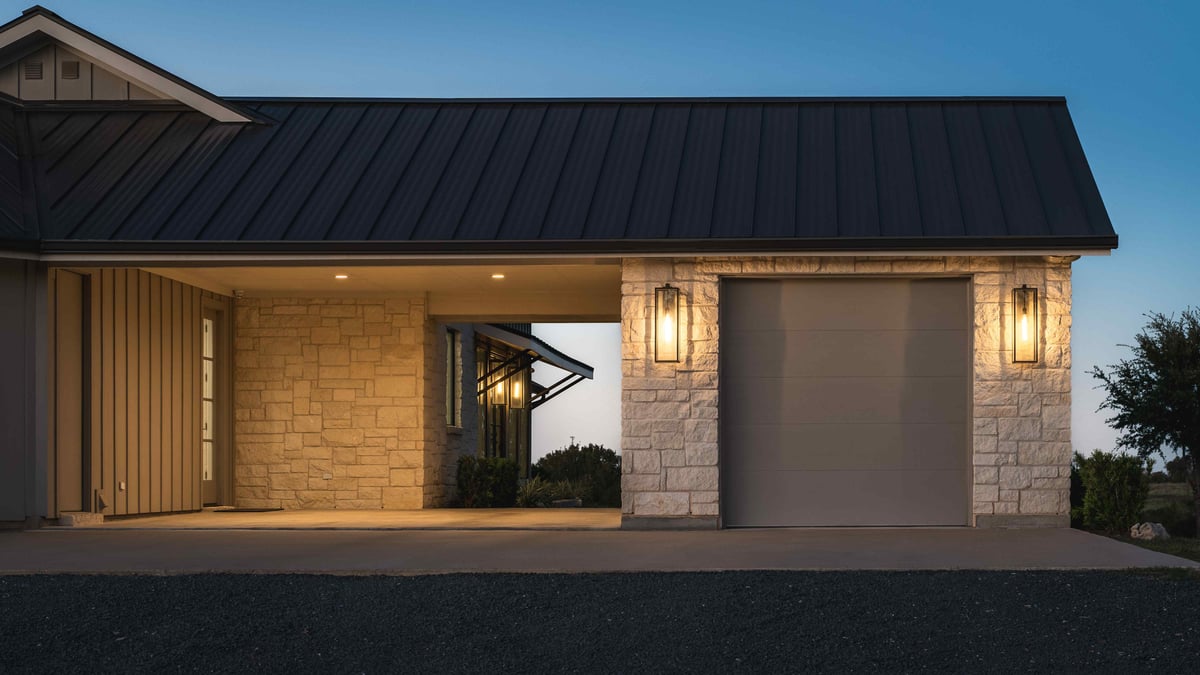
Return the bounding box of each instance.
[233,296,437,509]
[620,255,1073,526]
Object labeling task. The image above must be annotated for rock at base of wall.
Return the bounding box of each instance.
[1130,522,1171,540]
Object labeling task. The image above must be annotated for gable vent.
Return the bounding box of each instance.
[62,61,80,80]
[23,61,43,80]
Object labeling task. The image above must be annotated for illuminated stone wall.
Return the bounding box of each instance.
[620,256,1073,528]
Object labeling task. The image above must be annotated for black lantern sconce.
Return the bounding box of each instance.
[1012,285,1038,363]
[654,284,680,363]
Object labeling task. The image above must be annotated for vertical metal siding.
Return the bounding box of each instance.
[56,268,223,516]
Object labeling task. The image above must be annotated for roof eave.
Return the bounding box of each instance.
[23,235,1119,257]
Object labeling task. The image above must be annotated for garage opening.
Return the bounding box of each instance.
[720,277,970,527]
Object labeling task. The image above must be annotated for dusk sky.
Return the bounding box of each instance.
[23,0,1199,461]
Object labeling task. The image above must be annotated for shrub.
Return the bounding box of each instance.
[456,456,518,508]
[532,443,621,507]
[1070,455,1086,528]
[515,476,591,507]
[1076,450,1150,534]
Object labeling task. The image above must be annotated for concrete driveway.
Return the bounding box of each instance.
[0,527,1193,574]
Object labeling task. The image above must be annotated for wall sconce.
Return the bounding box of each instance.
[655,284,680,363]
[1013,285,1038,363]
[509,371,525,409]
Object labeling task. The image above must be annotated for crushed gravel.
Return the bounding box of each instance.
[2,571,1198,673]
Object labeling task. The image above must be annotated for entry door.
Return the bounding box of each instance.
[201,311,219,505]
[721,278,970,527]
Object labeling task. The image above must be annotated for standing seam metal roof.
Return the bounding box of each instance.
[2,97,1116,252]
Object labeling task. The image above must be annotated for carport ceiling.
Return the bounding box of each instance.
[148,263,621,297]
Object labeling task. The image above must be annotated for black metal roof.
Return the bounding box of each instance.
[0,97,1117,253]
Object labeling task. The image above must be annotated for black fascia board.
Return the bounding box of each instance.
[28,235,1118,256]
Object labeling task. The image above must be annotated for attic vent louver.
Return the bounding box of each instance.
[62,61,80,79]
[24,60,42,80]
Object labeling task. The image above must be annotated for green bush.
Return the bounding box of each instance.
[1069,456,1086,528]
[532,443,621,507]
[1076,450,1150,534]
[456,456,518,508]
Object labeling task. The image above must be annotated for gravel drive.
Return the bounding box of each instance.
[2,571,1198,673]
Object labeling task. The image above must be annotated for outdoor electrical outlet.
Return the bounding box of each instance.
[119,481,126,491]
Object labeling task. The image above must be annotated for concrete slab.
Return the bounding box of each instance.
[0,527,1194,574]
[66,508,620,531]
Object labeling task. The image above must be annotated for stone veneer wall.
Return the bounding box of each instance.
[620,256,1073,527]
[234,296,444,509]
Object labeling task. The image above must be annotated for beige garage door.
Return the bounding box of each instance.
[721,278,970,527]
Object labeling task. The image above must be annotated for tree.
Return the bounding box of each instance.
[1090,309,1200,533]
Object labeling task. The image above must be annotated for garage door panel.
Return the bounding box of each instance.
[722,328,968,378]
[723,278,968,331]
[721,277,969,527]
[723,469,969,527]
[723,376,968,425]
[723,423,966,471]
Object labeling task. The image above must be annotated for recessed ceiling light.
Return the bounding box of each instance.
[491,273,505,279]
[334,274,349,280]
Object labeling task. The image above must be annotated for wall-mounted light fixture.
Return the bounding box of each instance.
[509,371,525,409]
[654,284,680,363]
[1013,285,1039,363]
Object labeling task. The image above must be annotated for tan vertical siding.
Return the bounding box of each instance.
[51,268,229,516]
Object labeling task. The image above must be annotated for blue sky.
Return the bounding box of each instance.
[21,0,1199,459]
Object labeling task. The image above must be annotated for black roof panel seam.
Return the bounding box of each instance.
[149,116,255,239]
[576,103,625,239]
[707,104,735,239]
[277,104,371,241]
[359,104,446,241]
[192,105,305,239]
[38,112,69,143]
[617,105,657,238]
[67,112,185,239]
[937,103,970,237]
[659,104,693,239]
[445,104,515,240]
[869,104,884,237]
[489,103,549,240]
[44,113,102,173]
[229,103,335,240]
[51,112,143,213]
[749,102,768,236]
[972,103,1010,236]
[831,103,840,236]
[1010,102,1055,237]
[113,117,215,238]
[902,103,927,236]
[532,104,587,239]
[393,104,484,241]
[316,103,407,240]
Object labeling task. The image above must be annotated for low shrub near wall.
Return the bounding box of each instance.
[1075,450,1150,534]
[456,457,518,508]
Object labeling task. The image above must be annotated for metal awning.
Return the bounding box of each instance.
[474,324,594,410]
